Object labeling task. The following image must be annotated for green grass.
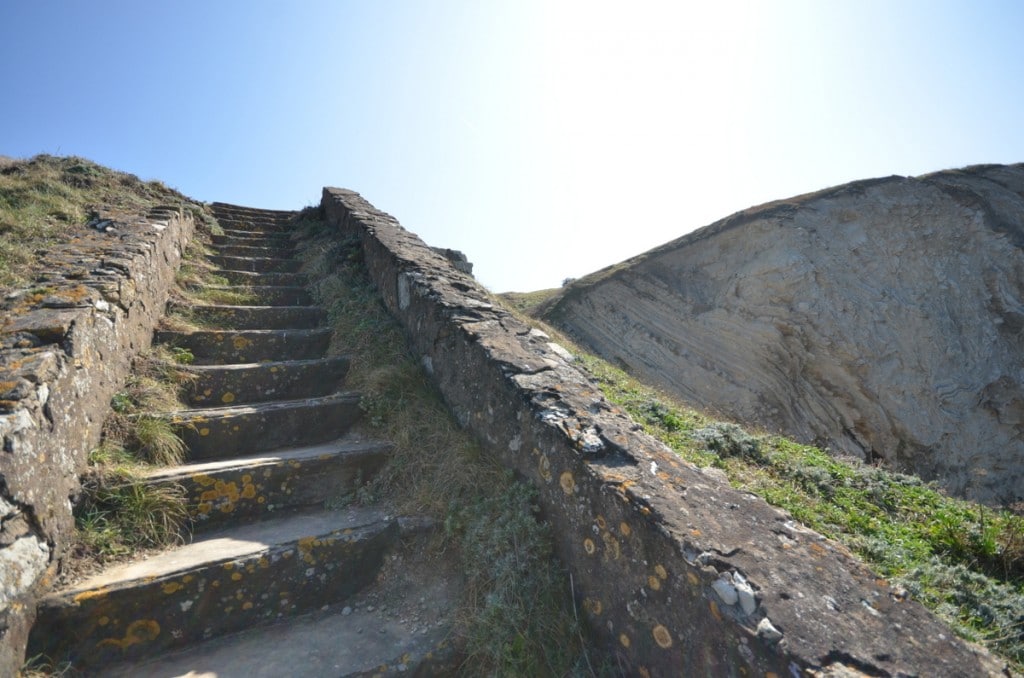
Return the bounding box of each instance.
[573,351,1024,668]
[296,217,609,675]
[0,155,206,294]
[498,288,561,315]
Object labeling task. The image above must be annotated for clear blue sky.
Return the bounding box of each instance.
[2,1,1023,292]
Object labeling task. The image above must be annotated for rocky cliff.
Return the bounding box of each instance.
[539,164,1024,504]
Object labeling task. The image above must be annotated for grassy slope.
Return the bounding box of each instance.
[0,155,209,295]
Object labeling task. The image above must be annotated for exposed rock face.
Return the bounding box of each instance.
[540,164,1024,504]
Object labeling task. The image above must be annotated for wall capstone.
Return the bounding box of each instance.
[322,186,1009,677]
[0,206,194,674]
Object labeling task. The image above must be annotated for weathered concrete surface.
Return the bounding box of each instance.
[145,438,390,530]
[322,187,1009,676]
[169,392,363,460]
[29,507,397,669]
[154,327,331,364]
[181,356,350,406]
[539,165,1024,505]
[0,206,194,674]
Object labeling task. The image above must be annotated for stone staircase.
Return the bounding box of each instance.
[26,204,457,676]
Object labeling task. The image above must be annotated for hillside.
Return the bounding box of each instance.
[538,164,1024,505]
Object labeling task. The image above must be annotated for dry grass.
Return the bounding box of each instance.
[296,217,608,675]
[0,155,205,294]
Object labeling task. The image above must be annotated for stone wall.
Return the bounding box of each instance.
[0,207,194,674]
[322,187,1007,676]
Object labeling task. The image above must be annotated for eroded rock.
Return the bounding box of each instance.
[541,165,1024,504]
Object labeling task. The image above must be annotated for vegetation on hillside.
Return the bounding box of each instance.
[0,154,208,294]
[567,350,1024,669]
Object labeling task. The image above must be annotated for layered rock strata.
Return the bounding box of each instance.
[540,164,1024,504]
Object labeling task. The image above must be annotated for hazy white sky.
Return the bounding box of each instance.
[3,1,1023,291]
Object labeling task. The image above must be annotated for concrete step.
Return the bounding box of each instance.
[216,269,307,286]
[181,355,350,406]
[169,392,362,460]
[207,255,303,274]
[210,202,296,220]
[213,230,293,245]
[214,244,295,259]
[213,215,293,233]
[197,285,313,306]
[101,542,460,677]
[29,507,399,671]
[173,304,326,331]
[154,327,331,364]
[144,437,391,531]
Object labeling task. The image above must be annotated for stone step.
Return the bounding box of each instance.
[213,230,294,245]
[198,285,313,306]
[169,392,362,460]
[210,202,296,219]
[213,216,292,233]
[216,269,307,287]
[154,327,331,364]
[101,543,459,677]
[207,255,303,274]
[144,437,391,531]
[181,355,349,406]
[28,507,398,671]
[214,243,295,259]
[173,304,326,331]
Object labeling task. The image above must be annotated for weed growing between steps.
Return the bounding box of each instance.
[572,351,1024,669]
[0,154,211,294]
[70,347,194,571]
[296,217,611,675]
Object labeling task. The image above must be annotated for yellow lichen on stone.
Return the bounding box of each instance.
[652,624,672,648]
[221,392,236,403]
[648,575,661,591]
[162,582,183,595]
[601,531,621,560]
[73,587,109,604]
[232,335,251,350]
[559,471,575,495]
[537,454,552,482]
[619,633,631,648]
[97,619,161,650]
[583,538,596,555]
[655,564,667,580]
[619,521,631,536]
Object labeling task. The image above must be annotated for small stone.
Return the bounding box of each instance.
[756,617,783,642]
[711,575,738,605]
[342,606,353,616]
[733,573,757,615]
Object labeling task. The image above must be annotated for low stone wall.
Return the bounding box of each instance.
[322,187,1007,676]
[0,207,194,673]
